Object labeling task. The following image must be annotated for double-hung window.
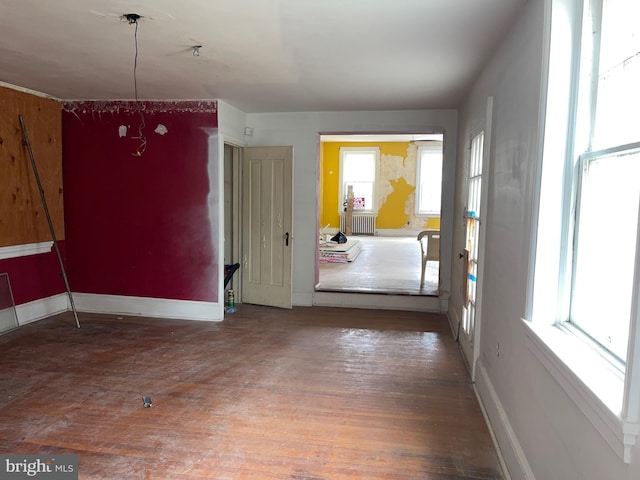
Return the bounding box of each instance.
[529,0,640,463]
[415,143,443,216]
[338,147,379,214]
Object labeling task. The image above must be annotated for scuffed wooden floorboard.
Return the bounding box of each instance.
[0,306,502,479]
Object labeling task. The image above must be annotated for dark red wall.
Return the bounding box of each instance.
[62,101,219,302]
[0,243,67,306]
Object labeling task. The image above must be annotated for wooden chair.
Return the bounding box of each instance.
[417,230,440,289]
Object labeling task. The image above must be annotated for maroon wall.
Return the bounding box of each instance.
[0,244,66,306]
[62,101,219,302]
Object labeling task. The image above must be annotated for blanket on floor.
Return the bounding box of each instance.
[319,238,362,263]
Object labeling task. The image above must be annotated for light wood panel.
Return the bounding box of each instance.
[0,306,502,479]
[0,86,63,247]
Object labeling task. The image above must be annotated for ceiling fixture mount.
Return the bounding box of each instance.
[123,13,142,24]
[192,45,202,57]
[124,12,147,157]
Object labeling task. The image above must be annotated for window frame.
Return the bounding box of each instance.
[338,146,380,215]
[526,0,640,464]
[415,142,443,217]
[569,143,640,363]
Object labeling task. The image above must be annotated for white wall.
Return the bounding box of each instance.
[243,110,457,308]
[453,0,640,478]
[217,100,248,147]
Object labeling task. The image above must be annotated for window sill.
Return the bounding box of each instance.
[521,318,639,463]
[0,242,54,260]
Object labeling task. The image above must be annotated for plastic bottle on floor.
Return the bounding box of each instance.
[226,289,236,314]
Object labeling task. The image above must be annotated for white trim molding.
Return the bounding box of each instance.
[72,293,223,322]
[376,229,424,237]
[312,291,441,312]
[0,81,58,100]
[0,241,54,260]
[447,303,461,339]
[475,359,536,480]
[522,318,640,463]
[16,293,69,325]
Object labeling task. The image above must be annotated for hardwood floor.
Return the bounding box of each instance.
[0,306,503,479]
[317,236,440,296]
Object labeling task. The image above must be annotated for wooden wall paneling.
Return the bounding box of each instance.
[0,86,63,248]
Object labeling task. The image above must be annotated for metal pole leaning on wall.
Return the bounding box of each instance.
[18,115,80,329]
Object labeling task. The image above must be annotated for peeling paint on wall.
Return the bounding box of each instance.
[61,100,218,115]
[321,141,441,232]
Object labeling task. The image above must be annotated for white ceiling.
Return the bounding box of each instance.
[0,0,526,113]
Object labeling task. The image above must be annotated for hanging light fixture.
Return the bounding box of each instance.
[193,45,202,57]
[124,12,146,157]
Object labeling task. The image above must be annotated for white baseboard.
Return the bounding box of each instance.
[475,359,536,480]
[293,291,313,307]
[16,293,69,325]
[72,293,223,321]
[447,306,461,339]
[376,229,423,237]
[312,291,441,311]
[438,291,449,314]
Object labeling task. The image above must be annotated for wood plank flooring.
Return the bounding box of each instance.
[317,236,440,296]
[0,306,503,479]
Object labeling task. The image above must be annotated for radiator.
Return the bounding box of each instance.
[340,214,377,235]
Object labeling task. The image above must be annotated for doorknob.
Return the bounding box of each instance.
[284,232,289,246]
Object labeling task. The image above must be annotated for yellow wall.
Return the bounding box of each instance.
[320,142,440,233]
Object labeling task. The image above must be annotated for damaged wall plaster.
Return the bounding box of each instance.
[61,100,217,117]
[322,141,441,232]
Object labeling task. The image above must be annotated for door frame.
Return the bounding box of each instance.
[223,139,294,311]
[223,143,243,297]
[240,146,293,309]
[459,96,493,380]
[315,132,446,297]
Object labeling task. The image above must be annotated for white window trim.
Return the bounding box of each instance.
[526,0,640,464]
[415,143,443,217]
[338,146,380,215]
[522,319,639,463]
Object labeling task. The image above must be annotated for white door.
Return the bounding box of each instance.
[241,146,293,309]
[459,97,492,378]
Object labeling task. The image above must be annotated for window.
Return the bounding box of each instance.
[570,0,640,363]
[529,0,640,463]
[572,148,640,362]
[415,143,443,215]
[338,147,379,214]
[462,132,484,339]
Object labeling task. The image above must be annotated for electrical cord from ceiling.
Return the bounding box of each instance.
[129,14,147,157]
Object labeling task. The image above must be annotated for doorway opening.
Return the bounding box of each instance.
[223,143,242,299]
[316,133,444,296]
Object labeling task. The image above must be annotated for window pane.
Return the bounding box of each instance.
[344,152,375,181]
[418,148,442,214]
[572,148,640,361]
[341,149,377,212]
[592,0,640,149]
